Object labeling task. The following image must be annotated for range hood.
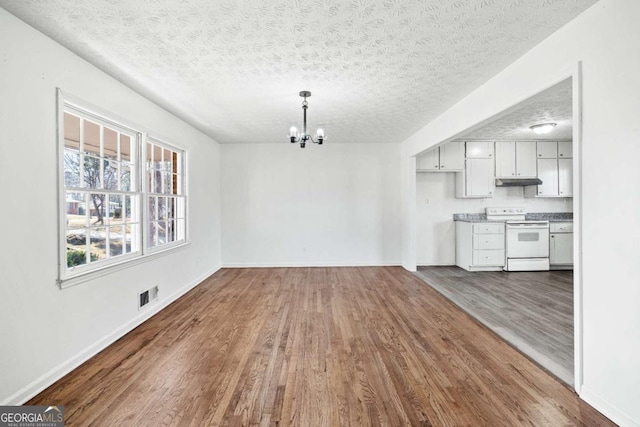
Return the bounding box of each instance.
[495,178,542,187]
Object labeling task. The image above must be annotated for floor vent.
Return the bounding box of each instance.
[138,286,159,310]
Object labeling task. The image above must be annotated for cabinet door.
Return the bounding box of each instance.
[558,141,573,158]
[537,158,559,196]
[466,141,494,159]
[439,141,464,171]
[558,158,573,197]
[416,148,440,171]
[495,141,516,178]
[536,141,558,159]
[550,233,573,265]
[466,158,494,197]
[515,141,537,177]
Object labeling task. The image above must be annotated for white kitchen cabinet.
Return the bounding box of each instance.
[494,141,516,177]
[495,141,536,178]
[456,221,505,271]
[515,141,537,177]
[416,141,464,171]
[550,222,573,269]
[558,141,573,158]
[537,141,558,158]
[416,147,440,171]
[536,158,559,196]
[439,141,464,170]
[558,158,573,197]
[525,140,573,198]
[455,142,495,198]
[456,158,495,198]
[465,141,494,159]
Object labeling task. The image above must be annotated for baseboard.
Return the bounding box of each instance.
[221,261,401,268]
[580,386,639,427]
[417,262,456,266]
[2,264,221,406]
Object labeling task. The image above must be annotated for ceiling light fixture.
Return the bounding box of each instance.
[288,91,325,148]
[529,122,557,135]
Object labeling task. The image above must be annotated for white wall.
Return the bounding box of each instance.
[401,0,640,425]
[416,172,572,265]
[221,143,401,266]
[0,9,222,404]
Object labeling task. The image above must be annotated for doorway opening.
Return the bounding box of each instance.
[413,77,577,386]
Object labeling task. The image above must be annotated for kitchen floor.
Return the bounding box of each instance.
[415,266,573,386]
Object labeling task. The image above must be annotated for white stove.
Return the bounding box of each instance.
[485,208,550,272]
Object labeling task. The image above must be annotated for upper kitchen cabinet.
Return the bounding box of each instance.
[416,147,440,171]
[558,158,573,197]
[495,141,537,178]
[558,141,573,158]
[525,140,573,198]
[456,142,495,198]
[537,141,558,158]
[416,141,464,172]
[465,141,494,159]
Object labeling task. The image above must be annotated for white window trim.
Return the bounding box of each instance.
[56,89,190,288]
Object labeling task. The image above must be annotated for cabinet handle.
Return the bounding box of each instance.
[512,173,515,176]
[560,154,563,157]
[517,173,520,176]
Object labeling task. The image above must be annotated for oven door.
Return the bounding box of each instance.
[506,224,550,258]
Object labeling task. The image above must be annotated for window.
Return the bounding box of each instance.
[145,139,186,250]
[59,96,187,283]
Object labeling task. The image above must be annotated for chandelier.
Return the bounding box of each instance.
[288,91,325,148]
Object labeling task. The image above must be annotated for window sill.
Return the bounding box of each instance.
[58,241,191,289]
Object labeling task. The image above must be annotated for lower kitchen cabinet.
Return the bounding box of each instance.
[550,222,573,269]
[456,221,505,271]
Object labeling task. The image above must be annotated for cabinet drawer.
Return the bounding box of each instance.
[473,223,504,234]
[550,222,574,232]
[473,234,505,250]
[473,250,505,266]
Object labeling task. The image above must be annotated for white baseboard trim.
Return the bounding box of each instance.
[416,262,456,266]
[580,386,639,427]
[221,261,401,268]
[2,264,221,406]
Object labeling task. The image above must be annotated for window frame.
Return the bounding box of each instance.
[57,90,189,288]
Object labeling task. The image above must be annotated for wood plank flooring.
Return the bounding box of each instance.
[415,266,574,386]
[29,267,611,426]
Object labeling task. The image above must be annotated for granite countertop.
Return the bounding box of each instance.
[453,212,573,223]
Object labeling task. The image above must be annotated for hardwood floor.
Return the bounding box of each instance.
[29,267,612,426]
[415,266,574,386]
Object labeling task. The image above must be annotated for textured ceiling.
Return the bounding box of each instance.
[460,79,573,141]
[0,0,596,144]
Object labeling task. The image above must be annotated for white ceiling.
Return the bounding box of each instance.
[459,78,573,141]
[0,0,596,144]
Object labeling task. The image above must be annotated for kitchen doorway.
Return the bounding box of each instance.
[413,76,579,387]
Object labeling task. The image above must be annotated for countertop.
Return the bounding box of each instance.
[453,212,573,223]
